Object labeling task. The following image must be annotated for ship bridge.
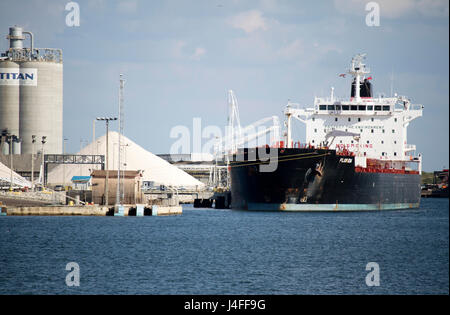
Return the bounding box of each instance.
[313,95,422,116]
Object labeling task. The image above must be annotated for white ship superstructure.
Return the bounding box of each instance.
[285,54,423,173]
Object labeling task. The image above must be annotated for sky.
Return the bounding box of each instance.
[0,0,448,171]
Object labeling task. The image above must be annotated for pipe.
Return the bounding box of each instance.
[22,31,34,58]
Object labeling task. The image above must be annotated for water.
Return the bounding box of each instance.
[0,199,448,295]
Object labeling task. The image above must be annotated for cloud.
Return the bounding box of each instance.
[277,39,304,59]
[334,0,449,18]
[191,47,206,60]
[116,0,139,14]
[376,0,416,18]
[416,0,449,17]
[172,40,187,58]
[275,39,344,68]
[229,10,269,33]
[87,0,107,10]
[170,41,206,60]
[226,35,274,63]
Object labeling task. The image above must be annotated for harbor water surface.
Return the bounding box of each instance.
[0,199,448,294]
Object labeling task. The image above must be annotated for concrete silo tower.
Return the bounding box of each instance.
[0,26,63,155]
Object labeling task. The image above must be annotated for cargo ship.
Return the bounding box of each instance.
[230,54,424,211]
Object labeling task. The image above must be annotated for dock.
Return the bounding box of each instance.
[0,204,182,216]
[193,189,232,209]
[0,187,183,216]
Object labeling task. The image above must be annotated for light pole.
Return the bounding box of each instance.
[31,135,36,191]
[117,74,125,206]
[96,117,117,206]
[41,136,46,187]
[7,133,21,191]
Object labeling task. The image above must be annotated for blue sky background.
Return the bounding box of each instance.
[0,0,448,171]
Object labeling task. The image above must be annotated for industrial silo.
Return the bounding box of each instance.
[0,59,20,154]
[20,60,63,154]
[0,26,63,155]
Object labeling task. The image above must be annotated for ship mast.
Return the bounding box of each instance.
[116,74,125,205]
[285,102,292,148]
[348,53,370,101]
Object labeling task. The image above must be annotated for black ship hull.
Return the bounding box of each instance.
[230,148,421,211]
